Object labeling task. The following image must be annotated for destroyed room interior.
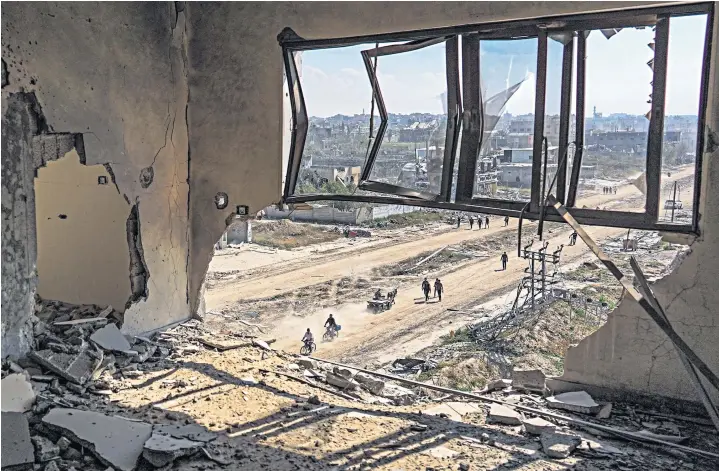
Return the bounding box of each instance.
[3,1,719,470]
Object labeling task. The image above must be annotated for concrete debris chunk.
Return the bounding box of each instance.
[488,403,522,425]
[142,432,202,467]
[297,357,318,370]
[42,408,152,471]
[484,378,512,392]
[32,435,60,462]
[1,373,36,412]
[1,412,34,468]
[332,366,357,379]
[98,306,114,318]
[29,349,98,385]
[56,437,72,451]
[522,416,556,435]
[44,461,60,471]
[546,391,601,414]
[423,404,462,422]
[511,369,546,393]
[354,372,385,395]
[540,429,582,458]
[596,403,613,419]
[153,424,217,443]
[325,372,359,390]
[381,383,416,405]
[90,324,131,352]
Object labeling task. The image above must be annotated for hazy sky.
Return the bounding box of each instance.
[300,15,707,118]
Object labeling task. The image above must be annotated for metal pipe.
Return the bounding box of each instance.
[307,356,719,460]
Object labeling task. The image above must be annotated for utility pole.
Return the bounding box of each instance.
[671,180,678,222]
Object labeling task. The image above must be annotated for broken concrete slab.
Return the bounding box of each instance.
[484,378,512,392]
[381,383,416,405]
[355,372,385,395]
[423,404,462,422]
[488,403,522,425]
[546,391,601,414]
[512,369,546,393]
[522,417,557,435]
[31,435,60,462]
[42,408,152,471]
[197,336,247,351]
[325,373,359,390]
[1,412,34,468]
[142,432,202,467]
[29,349,98,385]
[90,324,131,352]
[540,430,582,458]
[445,402,482,416]
[153,424,217,443]
[1,373,36,412]
[297,357,318,370]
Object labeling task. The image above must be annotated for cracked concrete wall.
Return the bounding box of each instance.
[185,0,653,314]
[35,148,132,312]
[2,2,191,347]
[558,8,719,403]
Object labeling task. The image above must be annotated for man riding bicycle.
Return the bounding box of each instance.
[302,328,314,346]
[324,314,338,338]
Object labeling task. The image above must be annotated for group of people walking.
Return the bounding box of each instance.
[421,277,443,302]
[458,214,510,230]
[603,186,617,195]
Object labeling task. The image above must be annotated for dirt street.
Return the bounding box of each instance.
[205,167,695,367]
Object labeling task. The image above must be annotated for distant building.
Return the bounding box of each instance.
[500,147,558,164]
[509,117,533,134]
[505,133,533,149]
[586,130,647,152]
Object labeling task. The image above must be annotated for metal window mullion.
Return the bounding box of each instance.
[282,49,308,197]
[359,50,388,183]
[530,30,549,213]
[441,36,462,201]
[645,17,670,220]
[567,32,586,208]
[455,34,481,202]
[692,6,715,232]
[556,38,575,204]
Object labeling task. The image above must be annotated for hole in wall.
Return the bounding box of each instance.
[214,192,228,209]
[57,214,67,219]
[139,166,154,188]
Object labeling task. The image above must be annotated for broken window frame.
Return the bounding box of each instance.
[357,36,462,202]
[279,1,713,233]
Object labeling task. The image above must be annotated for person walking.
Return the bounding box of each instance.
[457,215,461,229]
[569,230,578,246]
[500,251,509,270]
[469,216,474,229]
[422,277,431,302]
[485,216,490,229]
[434,278,444,302]
[504,215,509,227]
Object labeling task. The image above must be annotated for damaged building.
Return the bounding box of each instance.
[2,1,719,470]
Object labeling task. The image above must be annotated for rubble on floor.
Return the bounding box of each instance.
[546,390,602,414]
[2,297,718,470]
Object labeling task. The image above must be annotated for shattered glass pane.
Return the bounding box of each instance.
[578,27,654,213]
[659,14,707,225]
[367,42,448,196]
[291,46,377,197]
[473,38,537,201]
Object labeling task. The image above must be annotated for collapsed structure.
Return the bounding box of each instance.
[2,0,718,441]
